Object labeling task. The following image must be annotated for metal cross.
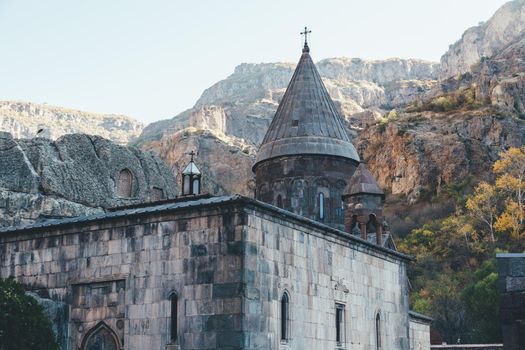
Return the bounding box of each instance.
[188,150,196,161]
[300,26,312,46]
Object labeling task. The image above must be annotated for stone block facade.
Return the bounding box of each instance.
[0,195,413,349]
[496,253,525,350]
[409,312,431,350]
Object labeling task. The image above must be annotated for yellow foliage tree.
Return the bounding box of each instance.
[466,182,497,242]
[493,146,525,240]
[494,201,522,240]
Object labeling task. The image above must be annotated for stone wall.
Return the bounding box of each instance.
[409,313,431,350]
[241,202,410,349]
[0,198,247,349]
[496,253,525,350]
[254,155,358,230]
[0,196,410,349]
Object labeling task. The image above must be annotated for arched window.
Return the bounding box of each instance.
[192,178,200,195]
[183,175,190,195]
[117,169,133,198]
[82,322,119,350]
[319,192,325,220]
[280,292,289,342]
[376,312,382,350]
[276,195,283,209]
[170,293,178,343]
[367,214,378,233]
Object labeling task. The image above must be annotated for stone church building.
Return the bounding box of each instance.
[0,40,431,349]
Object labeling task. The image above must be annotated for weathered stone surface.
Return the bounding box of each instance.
[440,0,525,79]
[0,133,177,227]
[0,101,143,144]
[0,131,39,193]
[0,195,411,350]
[0,189,102,228]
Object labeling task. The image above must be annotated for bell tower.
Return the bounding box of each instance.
[181,151,202,196]
[342,163,385,245]
[253,29,360,229]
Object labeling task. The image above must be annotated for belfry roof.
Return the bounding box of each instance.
[182,160,201,175]
[344,163,384,197]
[254,44,360,169]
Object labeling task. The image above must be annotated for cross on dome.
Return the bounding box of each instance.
[300,26,312,52]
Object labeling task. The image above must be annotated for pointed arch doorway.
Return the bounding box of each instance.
[81,322,120,350]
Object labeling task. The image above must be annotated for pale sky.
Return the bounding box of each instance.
[0,0,509,123]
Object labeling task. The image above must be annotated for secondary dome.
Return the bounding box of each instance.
[253,44,360,169]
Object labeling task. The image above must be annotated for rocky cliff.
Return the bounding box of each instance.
[0,132,177,227]
[440,0,525,79]
[0,101,143,144]
[136,57,439,149]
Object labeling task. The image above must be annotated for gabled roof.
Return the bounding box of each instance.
[253,46,359,169]
[344,163,384,197]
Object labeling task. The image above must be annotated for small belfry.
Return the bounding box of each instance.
[181,151,201,196]
[342,163,385,245]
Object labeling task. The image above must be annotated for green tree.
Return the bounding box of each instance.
[0,278,59,350]
[461,258,501,343]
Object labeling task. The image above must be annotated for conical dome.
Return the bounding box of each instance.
[253,46,359,169]
[343,163,384,198]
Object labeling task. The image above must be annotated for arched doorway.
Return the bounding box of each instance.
[81,322,120,350]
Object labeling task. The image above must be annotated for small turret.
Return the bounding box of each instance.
[181,151,201,196]
[342,163,385,245]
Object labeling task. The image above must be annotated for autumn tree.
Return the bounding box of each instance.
[493,146,525,241]
[466,182,498,242]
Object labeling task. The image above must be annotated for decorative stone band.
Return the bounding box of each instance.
[253,136,360,171]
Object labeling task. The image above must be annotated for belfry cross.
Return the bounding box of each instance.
[188,150,196,161]
[300,26,312,46]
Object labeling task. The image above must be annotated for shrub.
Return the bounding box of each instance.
[0,278,59,350]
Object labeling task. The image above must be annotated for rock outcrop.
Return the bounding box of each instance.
[356,109,525,204]
[440,0,525,79]
[143,128,256,197]
[0,132,177,227]
[0,101,143,144]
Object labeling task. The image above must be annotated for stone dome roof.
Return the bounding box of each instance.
[253,46,360,170]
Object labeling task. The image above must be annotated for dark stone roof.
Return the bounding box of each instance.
[0,194,410,261]
[344,163,384,197]
[253,48,359,169]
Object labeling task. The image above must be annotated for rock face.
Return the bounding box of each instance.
[440,0,525,79]
[356,110,525,204]
[475,35,525,117]
[0,132,177,227]
[143,128,256,197]
[0,101,143,144]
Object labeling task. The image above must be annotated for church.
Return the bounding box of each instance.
[0,35,431,349]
